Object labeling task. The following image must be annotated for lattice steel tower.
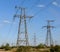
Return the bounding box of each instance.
[43,20,54,46]
[34,33,36,46]
[14,6,33,46]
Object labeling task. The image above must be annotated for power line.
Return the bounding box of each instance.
[20,0,27,7]
[6,18,16,40]
[16,0,41,12]
[14,0,26,8]
[32,0,56,17]
[27,0,41,11]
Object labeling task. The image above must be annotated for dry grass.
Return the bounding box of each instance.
[0,48,50,52]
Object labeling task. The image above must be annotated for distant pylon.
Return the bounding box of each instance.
[34,33,36,46]
[43,20,54,46]
[14,6,33,46]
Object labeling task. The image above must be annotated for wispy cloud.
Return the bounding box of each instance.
[37,4,45,8]
[52,2,58,6]
[3,20,15,24]
[52,1,60,7]
[3,20,11,24]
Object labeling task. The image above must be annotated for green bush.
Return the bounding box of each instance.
[4,43,11,50]
[16,46,31,52]
[54,45,60,52]
[0,45,5,49]
[0,43,11,51]
[50,45,60,52]
[37,44,45,48]
[16,47,23,52]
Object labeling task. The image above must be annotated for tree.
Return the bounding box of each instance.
[4,43,11,50]
[37,43,45,48]
[0,44,5,49]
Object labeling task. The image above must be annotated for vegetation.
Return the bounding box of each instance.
[16,46,31,52]
[0,43,60,52]
[36,43,45,48]
[0,43,11,51]
[50,45,60,52]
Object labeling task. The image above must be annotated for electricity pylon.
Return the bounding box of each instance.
[14,6,33,46]
[34,33,36,46]
[43,20,54,46]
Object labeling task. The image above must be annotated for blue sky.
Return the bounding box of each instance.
[0,0,60,46]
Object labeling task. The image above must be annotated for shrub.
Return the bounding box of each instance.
[37,43,45,48]
[4,43,11,50]
[16,46,31,52]
[0,45,5,49]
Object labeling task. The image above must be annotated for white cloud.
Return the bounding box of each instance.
[52,1,60,7]
[3,20,11,24]
[37,4,45,8]
[0,20,15,27]
[52,2,58,6]
[3,20,15,24]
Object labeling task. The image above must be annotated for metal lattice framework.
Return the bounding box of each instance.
[43,20,54,46]
[14,6,33,46]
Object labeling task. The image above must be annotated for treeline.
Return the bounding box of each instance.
[0,43,16,51]
[0,43,60,52]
